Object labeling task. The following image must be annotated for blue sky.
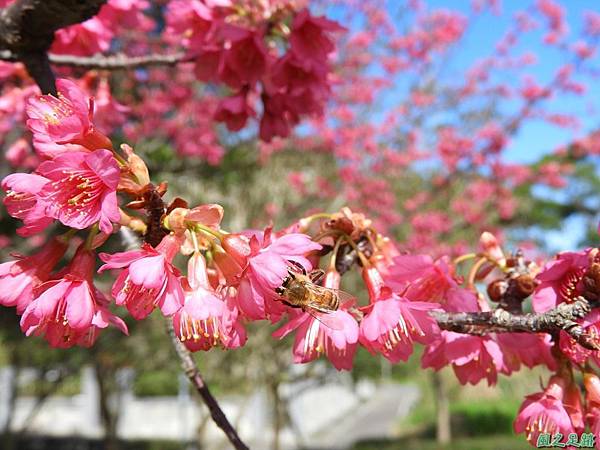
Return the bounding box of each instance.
[423,0,600,250]
[426,0,600,163]
[326,0,600,250]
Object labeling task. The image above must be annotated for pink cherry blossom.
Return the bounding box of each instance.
[496,333,557,372]
[273,306,359,371]
[52,18,113,56]
[219,27,268,89]
[584,373,600,441]
[532,248,592,312]
[1,172,52,236]
[359,294,441,363]
[26,78,112,153]
[36,149,120,234]
[289,9,345,65]
[99,234,185,320]
[422,331,505,386]
[387,254,479,312]
[556,309,600,366]
[26,79,93,143]
[214,91,255,131]
[0,238,67,314]
[20,246,127,348]
[174,253,229,352]
[514,375,577,445]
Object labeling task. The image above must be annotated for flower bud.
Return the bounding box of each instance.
[479,231,505,265]
[487,279,507,302]
[187,252,211,291]
[362,266,385,302]
[222,234,251,267]
[121,143,150,186]
[584,373,600,406]
[323,268,341,289]
[514,274,536,298]
[164,207,190,233]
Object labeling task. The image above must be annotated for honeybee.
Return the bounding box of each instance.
[275,266,352,329]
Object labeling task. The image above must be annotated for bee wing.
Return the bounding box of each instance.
[303,283,356,309]
[307,310,345,331]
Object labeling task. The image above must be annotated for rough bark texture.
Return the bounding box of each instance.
[0,0,107,93]
[432,296,599,349]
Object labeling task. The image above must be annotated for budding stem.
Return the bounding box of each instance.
[453,252,477,265]
[84,224,100,250]
[194,223,225,241]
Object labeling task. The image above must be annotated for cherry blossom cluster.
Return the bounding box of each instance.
[165,0,344,141]
[3,80,600,448]
[281,0,600,255]
[0,0,344,164]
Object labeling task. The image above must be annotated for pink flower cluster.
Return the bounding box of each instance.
[51,0,153,56]
[165,0,344,141]
[3,79,121,236]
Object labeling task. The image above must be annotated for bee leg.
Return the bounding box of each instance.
[277,272,293,295]
[309,269,325,285]
[287,260,307,275]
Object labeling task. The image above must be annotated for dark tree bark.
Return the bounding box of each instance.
[0,0,107,93]
[432,372,451,445]
[94,361,120,450]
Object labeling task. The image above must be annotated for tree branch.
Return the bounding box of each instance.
[166,320,249,450]
[135,185,248,450]
[0,0,107,93]
[432,296,600,350]
[0,49,191,70]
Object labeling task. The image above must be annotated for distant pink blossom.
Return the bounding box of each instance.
[214,91,255,131]
[290,9,345,65]
[219,27,268,89]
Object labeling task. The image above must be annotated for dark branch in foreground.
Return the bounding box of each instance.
[0,0,107,93]
[0,50,191,69]
[432,296,600,350]
[166,320,249,450]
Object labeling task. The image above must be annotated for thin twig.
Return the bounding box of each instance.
[48,52,191,69]
[166,320,249,450]
[0,49,191,69]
